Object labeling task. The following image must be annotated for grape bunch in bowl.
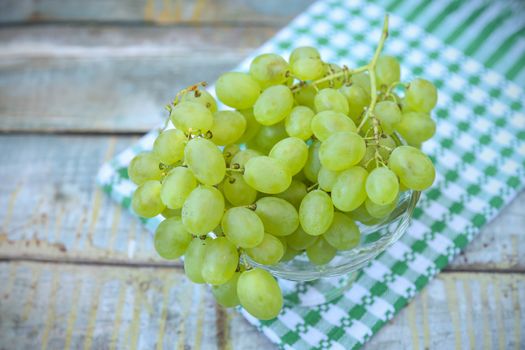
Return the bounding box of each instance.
[128,16,437,320]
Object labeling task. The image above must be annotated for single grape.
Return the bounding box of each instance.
[299,190,334,236]
[294,85,317,110]
[153,129,187,165]
[180,89,217,112]
[160,167,197,209]
[311,110,356,141]
[291,57,325,81]
[221,173,257,206]
[289,46,321,64]
[154,216,192,259]
[280,246,300,262]
[375,100,402,135]
[132,180,165,218]
[395,111,436,145]
[255,197,299,237]
[182,185,225,235]
[184,237,209,283]
[128,152,163,185]
[211,271,241,307]
[365,197,397,219]
[319,63,345,89]
[375,55,401,88]
[365,166,399,205]
[286,226,317,250]
[184,137,226,185]
[331,166,368,212]
[243,156,292,194]
[404,78,438,113]
[314,88,349,114]
[323,212,361,250]
[253,85,294,126]
[378,135,397,160]
[388,146,435,190]
[237,268,283,320]
[285,106,315,141]
[248,122,287,154]
[274,179,307,209]
[319,131,366,171]
[170,101,213,133]
[359,145,376,172]
[230,149,262,169]
[209,110,247,146]
[346,203,382,226]
[351,71,371,95]
[161,207,181,218]
[249,53,289,87]
[306,237,336,265]
[223,144,241,166]
[237,108,261,144]
[246,233,285,265]
[222,207,264,248]
[215,72,261,109]
[303,140,322,182]
[201,237,238,285]
[340,84,370,123]
[269,137,308,176]
[318,167,341,192]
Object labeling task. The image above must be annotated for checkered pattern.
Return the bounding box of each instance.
[97,0,525,348]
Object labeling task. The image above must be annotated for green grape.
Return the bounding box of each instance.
[215,72,261,109]
[396,111,436,145]
[222,207,264,248]
[128,152,163,185]
[211,271,240,307]
[346,203,382,226]
[286,226,317,250]
[210,110,247,146]
[331,166,368,212]
[160,167,197,209]
[378,135,397,160]
[281,246,300,262]
[231,149,262,168]
[221,173,257,206]
[182,185,225,235]
[289,46,321,64]
[351,71,371,95]
[274,179,307,209]
[324,212,360,250]
[365,166,399,205]
[318,167,341,192]
[299,190,334,236]
[306,237,336,265]
[255,197,299,237]
[269,137,308,176]
[184,137,226,185]
[248,122,287,154]
[170,101,213,133]
[375,55,401,88]
[132,180,165,218]
[237,108,261,143]
[311,110,357,141]
[405,78,438,113]
[237,268,283,320]
[359,145,376,171]
[285,106,315,141]
[339,84,371,123]
[249,53,289,87]
[319,63,345,89]
[243,156,292,194]
[319,132,366,171]
[161,207,181,218]
[375,100,402,135]
[303,140,322,182]
[201,237,238,285]
[365,197,397,219]
[294,85,317,110]
[246,233,285,265]
[314,88,349,114]
[388,146,435,190]
[180,89,217,112]
[253,85,294,126]
[154,217,192,259]
[291,57,325,81]
[153,129,187,165]
[223,144,241,166]
[184,237,209,283]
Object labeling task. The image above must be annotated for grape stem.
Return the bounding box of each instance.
[306,183,319,192]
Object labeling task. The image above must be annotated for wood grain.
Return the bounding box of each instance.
[0,134,524,271]
[0,261,523,350]
[0,0,315,25]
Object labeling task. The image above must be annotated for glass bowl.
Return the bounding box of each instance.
[246,190,420,306]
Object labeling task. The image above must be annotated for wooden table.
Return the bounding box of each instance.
[0,1,523,349]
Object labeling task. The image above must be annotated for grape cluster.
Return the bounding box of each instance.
[127,16,437,320]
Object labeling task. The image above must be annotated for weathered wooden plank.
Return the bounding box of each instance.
[0,25,278,133]
[0,134,524,270]
[0,0,315,25]
[0,261,523,350]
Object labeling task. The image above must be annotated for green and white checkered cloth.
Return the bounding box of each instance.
[97,0,525,348]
